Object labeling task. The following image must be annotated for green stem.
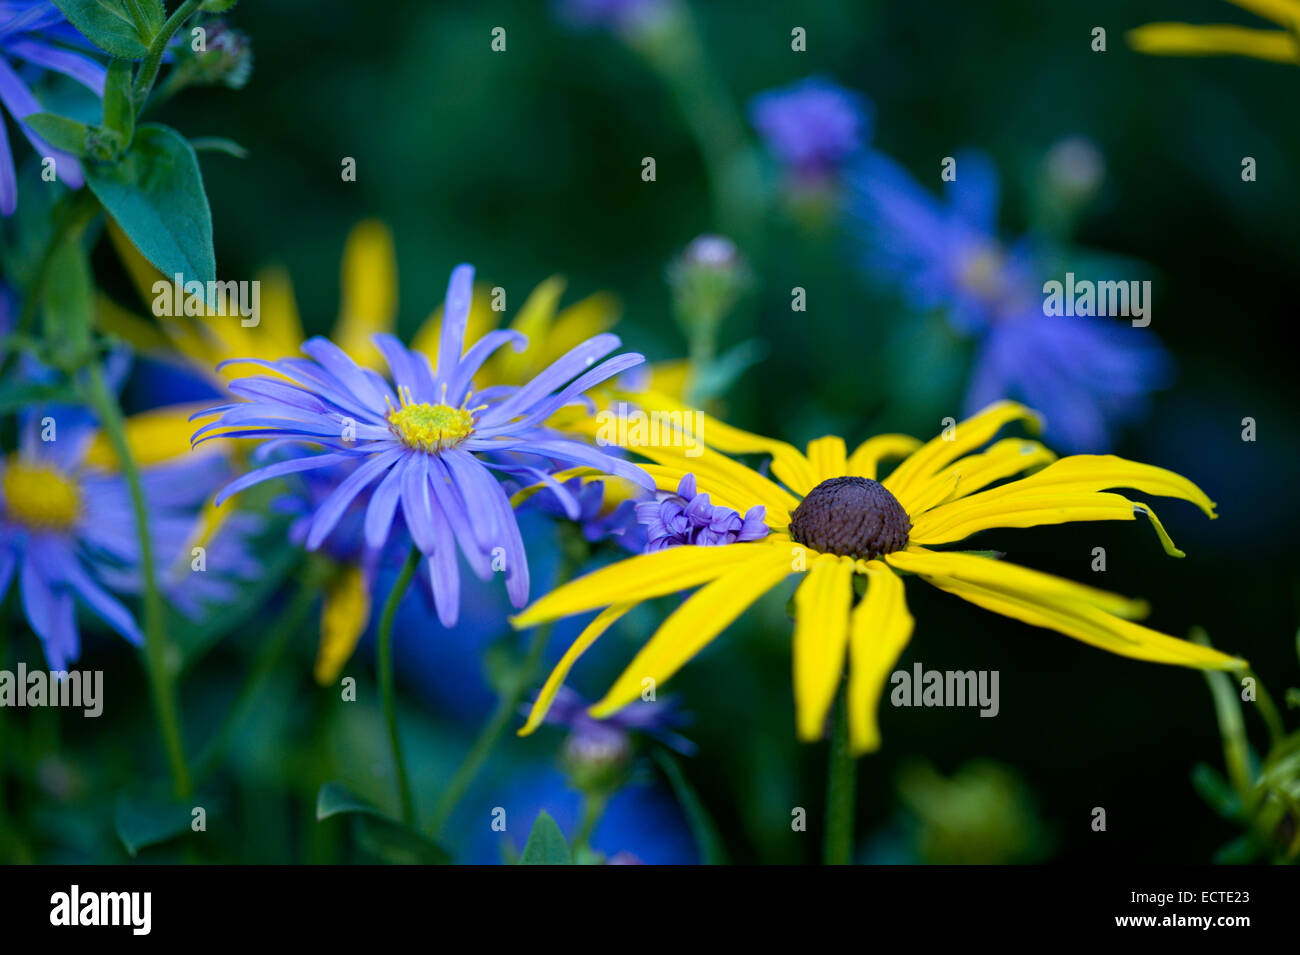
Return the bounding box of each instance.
[378,546,420,825]
[1244,668,1287,748]
[428,617,557,837]
[572,791,609,856]
[132,0,203,110]
[633,8,763,244]
[822,690,856,865]
[83,362,191,798]
[194,568,316,781]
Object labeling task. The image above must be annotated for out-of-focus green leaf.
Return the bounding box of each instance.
[188,137,249,159]
[53,0,149,58]
[84,123,215,286]
[0,378,80,412]
[42,235,94,358]
[518,811,572,865]
[114,788,212,856]
[654,749,728,864]
[316,782,451,865]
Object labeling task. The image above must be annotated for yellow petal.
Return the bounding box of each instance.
[792,554,854,740]
[1227,0,1300,27]
[907,438,1057,515]
[333,220,398,369]
[511,541,778,629]
[1128,23,1300,63]
[544,291,620,363]
[847,561,914,754]
[846,434,922,480]
[252,266,306,364]
[589,547,795,717]
[806,436,847,484]
[620,391,817,495]
[636,444,798,519]
[496,276,566,383]
[84,402,220,470]
[886,548,1149,619]
[95,294,172,352]
[914,571,1245,671]
[643,361,691,403]
[884,401,1040,509]
[910,454,1214,555]
[911,489,1186,556]
[970,454,1215,515]
[517,604,634,736]
[315,565,371,685]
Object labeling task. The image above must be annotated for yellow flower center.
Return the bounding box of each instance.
[386,387,475,452]
[957,245,1007,301]
[2,461,82,531]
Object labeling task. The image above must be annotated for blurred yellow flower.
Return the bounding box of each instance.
[1129,0,1300,65]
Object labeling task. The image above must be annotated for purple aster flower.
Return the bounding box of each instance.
[634,473,768,552]
[1,408,222,670]
[531,685,696,756]
[0,1,107,215]
[749,76,873,183]
[555,0,668,34]
[159,509,267,620]
[848,147,1170,450]
[194,264,655,628]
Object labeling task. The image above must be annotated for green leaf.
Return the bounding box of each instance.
[85,124,215,286]
[53,0,149,59]
[518,811,572,865]
[654,750,728,864]
[188,136,249,159]
[114,788,212,856]
[202,0,240,11]
[24,113,90,157]
[0,378,80,413]
[134,0,165,38]
[42,235,94,359]
[102,59,136,144]
[316,783,451,865]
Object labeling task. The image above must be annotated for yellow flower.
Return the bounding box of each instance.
[513,401,1246,754]
[1129,1,1300,65]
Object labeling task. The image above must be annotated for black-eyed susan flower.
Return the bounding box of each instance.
[514,401,1246,753]
[1129,1,1300,66]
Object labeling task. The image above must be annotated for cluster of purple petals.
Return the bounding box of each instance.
[635,474,768,551]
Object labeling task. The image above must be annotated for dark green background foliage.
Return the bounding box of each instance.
[4,0,1298,863]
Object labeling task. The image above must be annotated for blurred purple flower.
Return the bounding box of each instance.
[750,76,872,183]
[849,147,1169,450]
[0,408,223,669]
[532,685,696,755]
[0,1,106,215]
[555,0,668,34]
